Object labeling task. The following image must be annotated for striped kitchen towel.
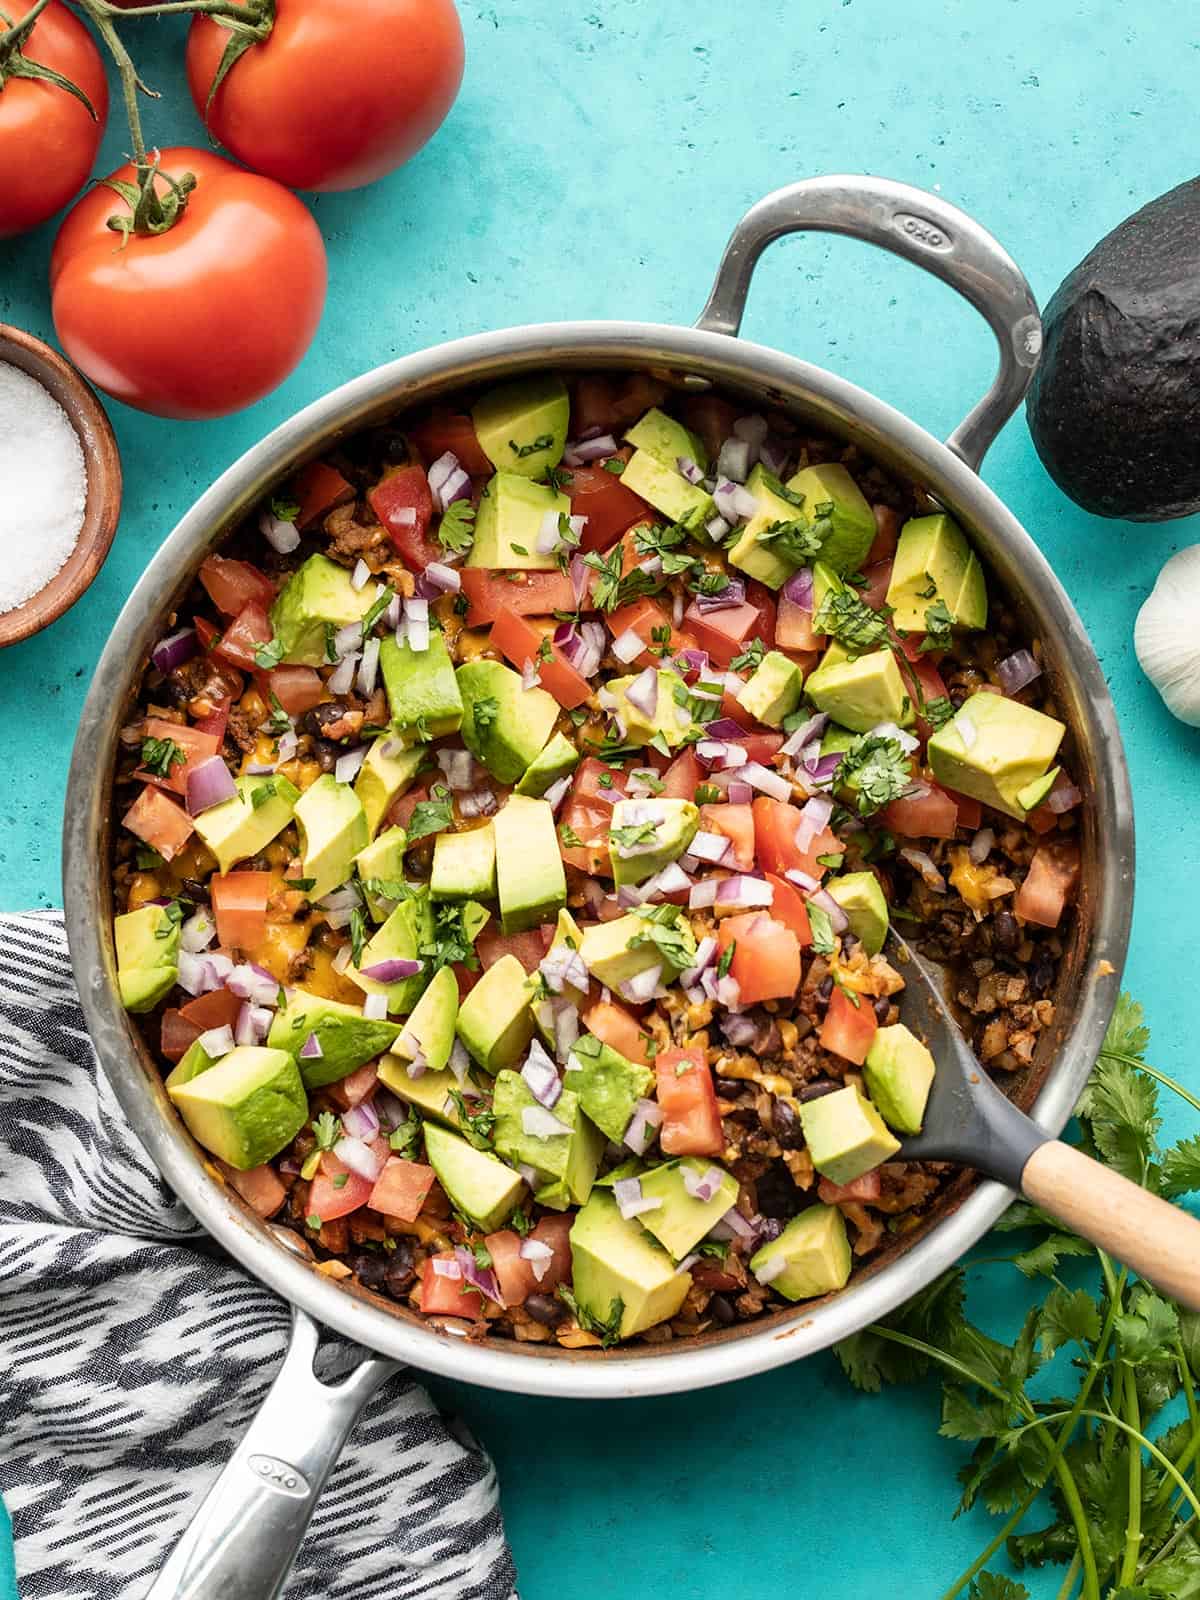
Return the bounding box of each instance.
[0,911,517,1600]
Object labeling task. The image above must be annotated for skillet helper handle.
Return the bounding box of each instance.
[144,1307,401,1600]
[695,173,1043,472]
[1022,1140,1200,1313]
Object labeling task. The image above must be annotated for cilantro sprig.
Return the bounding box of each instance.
[833,731,913,817]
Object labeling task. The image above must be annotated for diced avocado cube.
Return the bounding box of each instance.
[784,463,876,576]
[491,795,564,935]
[390,963,459,1072]
[825,870,889,956]
[619,451,713,528]
[492,1070,604,1204]
[1016,766,1060,813]
[726,464,811,589]
[626,407,708,472]
[269,554,379,666]
[380,630,463,743]
[563,1031,654,1143]
[354,739,425,840]
[375,1057,463,1129]
[422,1123,525,1231]
[194,774,300,875]
[736,649,804,728]
[928,692,1065,820]
[806,642,914,734]
[293,774,368,900]
[461,899,492,946]
[354,825,408,921]
[348,890,433,1016]
[431,823,496,901]
[569,1188,691,1340]
[607,669,694,749]
[167,1045,306,1169]
[799,1084,901,1185]
[164,1035,219,1093]
[268,988,401,1089]
[529,906,588,1040]
[749,1205,852,1301]
[455,952,534,1073]
[864,1023,936,1135]
[514,731,580,797]
[471,375,569,479]
[637,1158,741,1261]
[457,659,558,784]
[886,513,987,634]
[578,908,696,991]
[115,903,180,1013]
[609,797,699,888]
[467,472,569,569]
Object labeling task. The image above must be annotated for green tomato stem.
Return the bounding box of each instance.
[0,0,54,54]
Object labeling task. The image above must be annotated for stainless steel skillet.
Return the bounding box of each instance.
[62,174,1134,1598]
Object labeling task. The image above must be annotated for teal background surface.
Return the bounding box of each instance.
[3,0,1200,1594]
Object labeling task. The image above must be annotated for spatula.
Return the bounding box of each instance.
[886,931,1200,1310]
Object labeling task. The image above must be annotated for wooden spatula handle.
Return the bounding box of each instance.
[1022,1140,1200,1311]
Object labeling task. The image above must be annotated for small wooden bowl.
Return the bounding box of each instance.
[0,325,122,649]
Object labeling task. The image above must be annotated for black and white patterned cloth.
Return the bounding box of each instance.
[0,911,517,1600]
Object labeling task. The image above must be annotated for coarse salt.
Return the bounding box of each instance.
[0,361,87,615]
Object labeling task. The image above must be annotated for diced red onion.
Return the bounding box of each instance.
[226,963,280,1008]
[623,665,658,719]
[869,720,920,755]
[553,1002,579,1063]
[716,437,751,484]
[638,554,664,581]
[969,827,995,864]
[724,781,753,804]
[259,508,300,555]
[543,775,572,813]
[785,867,820,893]
[689,878,719,910]
[569,553,588,606]
[539,946,588,996]
[1047,781,1082,814]
[447,1037,470,1086]
[679,935,718,988]
[176,950,227,996]
[458,788,496,818]
[563,432,617,465]
[672,588,684,627]
[298,1032,323,1060]
[759,436,790,475]
[611,627,646,665]
[902,780,931,802]
[683,1165,725,1203]
[689,830,732,865]
[996,648,1042,695]
[277,729,298,764]
[696,739,748,771]
[186,756,237,816]
[554,619,604,680]
[704,514,731,543]
[399,1035,428,1078]
[334,1137,383,1182]
[431,1257,461,1280]
[453,1245,502,1304]
[521,657,542,691]
[956,713,977,750]
[676,455,705,486]
[695,577,747,614]
[404,596,429,653]
[435,748,475,791]
[733,414,769,448]
[521,1040,562,1108]
[710,1207,758,1246]
[613,1175,663,1220]
[728,762,791,801]
[333,620,363,659]
[623,1097,663,1155]
[794,794,834,854]
[244,761,276,777]
[341,1100,380,1141]
[900,847,947,892]
[780,711,828,759]
[713,477,759,523]
[617,884,647,908]
[714,875,774,910]
[151,627,198,674]
[782,567,815,609]
[518,1238,555,1281]
[716,974,742,1010]
[721,1011,760,1048]
[522,1104,573,1140]
[362,992,390,1021]
[197,1024,235,1058]
[807,887,850,931]
[331,943,353,976]
[674,646,709,682]
[650,862,692,896]
[327,652,358,696]
[180,909,216,953]
[361,957,422,982]
[334,746,368,785]
[350,559,371,592]
[356,638,380,699]
[619,963,663,1005]
[427,450,459,503]
[425,561,461,594]
[753,1253,787,1286]
[318,884,359,914]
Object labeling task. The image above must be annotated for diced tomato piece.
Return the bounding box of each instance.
[775,594,822,652]
[568,464,652,552]
[716,912,801,1006]
[258,665,325,716]
[288,459,355,530]
[419,1252,485,1317]
[136,717,221,797]
[368,464,438,571]
[308,1153,373,1222]
[571,373,666,436]
[192,619,247,698]
[409,408,492,477]
[368,1157,436,1222]
[699,803,755,870]
[680,393,739,462]
[690,1257,743,1294]
[460,568,584,627]
[182,989,242,1029]
[1027,804,1058,836]
[948,790,983,831]
[485,1229,536,1306]
[199,555,276,617]
[860,558,894,612]
[528,1214,572,1289]
[866,504,901,566]
[904,658,950,741]
[881,782,959,839]
[606,594,695,670]
[764,873,813,947]
[558,799,611,876]
[329,1062,378,1109]
[582,999,652,1066]
[123,785,194,861]
[684,579,775,667]
[455,965,481,1000]
[655,1046,724,1157]
[1015,839,1080,929]
[818,1169,883,1205]
[210,871,270,950]
[819,985,878,1065]
[661,747,700,800]
[192,698,231,744]
[752,796,840,878]
[475,924,550,975]
[219,1160,288,1217]
[388,784,429,832]
[160,1010,200,1061]
[572,757,624,810]
[490,605,591,710]
[210,602,272,671]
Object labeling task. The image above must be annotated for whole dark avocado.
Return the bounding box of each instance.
[1026,177,1200,521]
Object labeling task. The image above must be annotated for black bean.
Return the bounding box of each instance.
[798,1078,840,1103]
[755,1167,800,1219]
[873,995,892,1024]
[303,701,352,738]
[992,910,1019,952]
[1029,951,1056,995]
[350,1252,389,1292]
[772,1098,805,1149]
[383,1239,416,1298]
[525,1293,566,1327]
[709,1294,736,1326]
[314,737,340,773]
[715,1078,743,1099]
[817,976,834,1002]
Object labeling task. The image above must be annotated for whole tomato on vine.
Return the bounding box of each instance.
[0,0,108,238]
[186,0,465,192]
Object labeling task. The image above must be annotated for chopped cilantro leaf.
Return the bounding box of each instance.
[139,736,185,778]
[834,732,912,817]
[807,900,836,955]
[438,500,476,555]
[407,790,454,844]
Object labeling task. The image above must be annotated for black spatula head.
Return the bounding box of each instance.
[885,931,1048,1189]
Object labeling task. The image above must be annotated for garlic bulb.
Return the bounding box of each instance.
[1134,545,1200,726]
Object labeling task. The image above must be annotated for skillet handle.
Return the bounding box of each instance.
[695,174,1042,472]
[144,1306,401,1600]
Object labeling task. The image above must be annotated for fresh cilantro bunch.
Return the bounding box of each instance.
[835,995,1200,1600]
